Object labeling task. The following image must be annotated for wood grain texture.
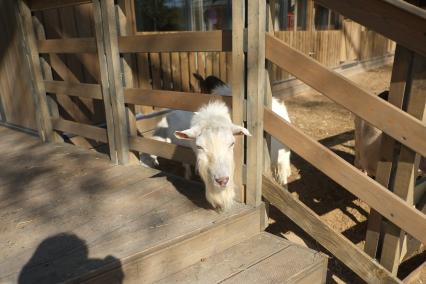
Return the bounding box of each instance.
[262,177,401,284]
[44,80,102,99]
[364,45,413,258]
[232,0,245,203]
[118,31,232,53]
[380,52,426,274]
[315,0,426,57]
[37,38,97,53]
[156,232,327,284]
[92,0,118,163]
[266,34,426,157]
[17,0,55,142]
[27,0,91,11]
[124,89,232,112]
[0,126,257,284]
[51,118,108,142]
[246,0,265,206]
[264,108,426,245]
[129,137,196,165]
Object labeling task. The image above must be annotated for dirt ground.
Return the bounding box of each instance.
[270,64,425,283]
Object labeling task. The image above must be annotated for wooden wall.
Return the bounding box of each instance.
[0,1,395,131]
[0,0,37,130]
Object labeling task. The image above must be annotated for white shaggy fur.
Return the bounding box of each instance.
[354,116,426,176]
[213,85,292,185]
[144,101,250,210]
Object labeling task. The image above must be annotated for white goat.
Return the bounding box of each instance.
[354,91,426,176]
[146,101,249,210]
[212,85,292,185]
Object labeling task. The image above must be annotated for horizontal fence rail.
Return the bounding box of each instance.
[315,0,426,58]
[263,108,426,245]
[44,80,103,100]
[265,34,426,157]
[124,89,232,112]
[129,137,196,165]
[51,118,108,143]
[118,31,232,53]
[38,38,97,53]
[27,0,92,11]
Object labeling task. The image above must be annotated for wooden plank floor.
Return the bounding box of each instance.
[0,126,250,283]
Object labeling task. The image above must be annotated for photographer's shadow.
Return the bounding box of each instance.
[18,233,123,284]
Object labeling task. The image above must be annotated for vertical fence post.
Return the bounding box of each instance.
[364,45,413,258]
[17,0,55,142]
[246,0,266,206]
[93,0,129,165]
[116,2,140,164]
[379,52,426,274]
[232,0,246,203]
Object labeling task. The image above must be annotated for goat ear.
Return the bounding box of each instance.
[232,125,251,136]
[174,128,198,140]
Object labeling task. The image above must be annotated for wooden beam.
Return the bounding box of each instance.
[123,89,232,112]
[94,0,129,164]
[92,0,117,163]
[17,1,55,142]
[118,31,232,53]
[364,45,414,258]
[43,80,103,99]
[37,38,97,53]
[232,0,245,203]
[116,4,139,164]
[27,0,92,11]
[315,0,426,57]
[128,137,196,165]
[51,118,108,142]
[246,0,266,206]
[265,34,426,157]
[262,177,401,284]
[380,52,426,274]
[263,108,426,245]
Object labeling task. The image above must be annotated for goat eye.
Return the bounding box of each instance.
[229,142,235,148]
[196,145,204,150]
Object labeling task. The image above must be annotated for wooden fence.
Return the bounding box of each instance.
[12,0,426,283]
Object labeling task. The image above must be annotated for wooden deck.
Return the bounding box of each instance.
[0,126,257,283]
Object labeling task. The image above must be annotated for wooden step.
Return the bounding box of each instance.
[156,232,328,284]
[75,204,264,284]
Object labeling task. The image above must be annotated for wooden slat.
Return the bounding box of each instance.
[18,1,55,142]
[232,0,245,203]
[263,108,426,245]
[246,0,266,206]
[315,0,426,57]
[364,45,414,258]
[265,34,426,157]
[97,0,129,164]
[92,0,117,163]
[37,38,97,53]
[380,52,426,274]
[118,31,232,53]
[128,137,195,165]
[43,80,102,99]
[116,4,139,164]
[51,118,108,142]
[124,89,232,112]
[262,177,401,284]
[27,0,92,11]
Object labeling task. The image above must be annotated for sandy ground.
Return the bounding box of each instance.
[270,64,425,283]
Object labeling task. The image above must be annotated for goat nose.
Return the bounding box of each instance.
[215,176,229,187]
